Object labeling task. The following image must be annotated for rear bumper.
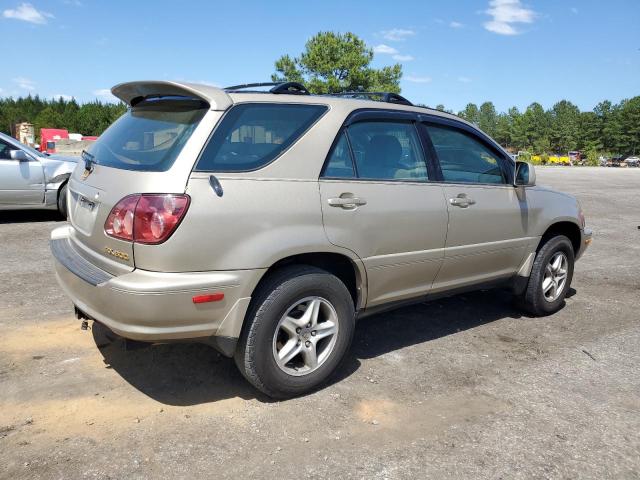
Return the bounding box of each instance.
[50,226,263,344]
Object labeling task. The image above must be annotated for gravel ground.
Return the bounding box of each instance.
[0,167,638,479]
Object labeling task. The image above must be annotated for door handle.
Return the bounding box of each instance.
[328,196,367,209]
[449,194,475,208]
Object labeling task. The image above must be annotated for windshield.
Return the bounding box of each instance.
[86,97,208,172]
[21,142,45,157]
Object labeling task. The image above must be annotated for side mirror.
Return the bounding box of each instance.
[9,149,30,162]
[515,161,536,186]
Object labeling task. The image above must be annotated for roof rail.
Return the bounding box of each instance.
[224,82,310,95]
[327,91,413,106]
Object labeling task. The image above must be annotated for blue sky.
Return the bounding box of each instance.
[0,0,638,112]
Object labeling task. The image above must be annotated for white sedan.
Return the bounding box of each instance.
[0,132,77,217]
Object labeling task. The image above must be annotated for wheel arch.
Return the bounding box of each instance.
[56,175,70,200]
[539,220,581,255]
[252,251,366,311]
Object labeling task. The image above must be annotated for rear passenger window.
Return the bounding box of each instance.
[195,103,327,172]
[334,121,428,181]
[425,125,506,184]
[323,132,356,178]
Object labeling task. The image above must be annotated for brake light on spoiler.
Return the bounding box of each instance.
[105,194,190,244]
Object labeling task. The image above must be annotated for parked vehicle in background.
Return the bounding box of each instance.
[50,80,592,398]
[0,131,77,217]
[624,156,639,167]
[608,155,624,167]
[40,128,69,154]
[568,151,586,165]
[40,128,97,154]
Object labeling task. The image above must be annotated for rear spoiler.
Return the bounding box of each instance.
[111,81,233,111]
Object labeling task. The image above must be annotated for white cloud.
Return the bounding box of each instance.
[405,75,432,84]
[393,54,414,62]
[484,0,536,35]
[375,45,414,62]
[3,3,53,24]
[93,88,117,102]
[373,44,398,55]
[450,21,464,28]
[458,76,472,83]
[381,28,415,41]
[93,88,111,96]
[52,93,73,101]
[13,77,35,90]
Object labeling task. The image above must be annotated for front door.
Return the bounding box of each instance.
[0,140,44,205]
[423,123,535,292]
[319,119,448,307]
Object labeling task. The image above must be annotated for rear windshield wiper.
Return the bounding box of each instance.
[81,150,96,170]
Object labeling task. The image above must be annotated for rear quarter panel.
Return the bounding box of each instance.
[133,176,358,272]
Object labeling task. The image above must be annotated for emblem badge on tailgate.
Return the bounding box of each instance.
[104,247,129,261]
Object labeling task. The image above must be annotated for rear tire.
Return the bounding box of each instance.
[57,182,68,219]
[235,265,355,399]
[519,235,574,316]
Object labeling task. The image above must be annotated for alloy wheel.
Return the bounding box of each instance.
[542,251,569,302]
[272,296,339,376]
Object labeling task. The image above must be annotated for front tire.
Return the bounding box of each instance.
[57,182,68,219]
[520,235,574,316]
[235,265,355,399]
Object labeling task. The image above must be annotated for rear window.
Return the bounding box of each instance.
[87,97,208,172]
[195,103,327,172]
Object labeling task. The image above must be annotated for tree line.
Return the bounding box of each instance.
[1,93,637,163]
[0,95,126,140]
[440,97,640,160]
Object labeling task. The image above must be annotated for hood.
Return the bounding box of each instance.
[46,153,79,163]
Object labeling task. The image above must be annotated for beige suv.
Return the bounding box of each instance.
[50,81,592,398]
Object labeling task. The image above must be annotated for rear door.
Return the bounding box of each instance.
[0,140,44,205]
[319,114,448,307]
[422,121,533,291]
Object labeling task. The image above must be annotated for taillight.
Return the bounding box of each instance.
[104,195,139,241]
[104,194,190,244]
[134,194,190,244]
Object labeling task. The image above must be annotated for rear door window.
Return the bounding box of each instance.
[348,122,428,181]
[322,121,429,181]
[195,103,327,172]
[425,124,507,184]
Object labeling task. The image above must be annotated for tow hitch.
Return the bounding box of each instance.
[74,305,92,330]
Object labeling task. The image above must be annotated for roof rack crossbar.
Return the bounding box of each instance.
[327,91,413,106]
[224,81,310,96]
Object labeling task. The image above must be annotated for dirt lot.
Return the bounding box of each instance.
[1,167,638,479]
